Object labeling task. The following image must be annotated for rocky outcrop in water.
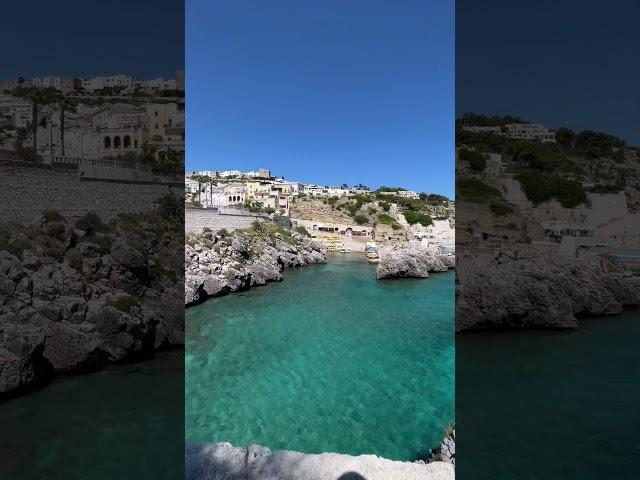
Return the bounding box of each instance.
[376,244,455,280]
[185,442,454,480]
[457,257,640,331]
[427,427,455,467]
[0,203,184,395]
[185,223,326,306]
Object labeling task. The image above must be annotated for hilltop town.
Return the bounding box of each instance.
[185,169,455,253]
[0,72,184,181]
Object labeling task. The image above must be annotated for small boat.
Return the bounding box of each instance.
[340,247,352,253]
[366,251,380,263]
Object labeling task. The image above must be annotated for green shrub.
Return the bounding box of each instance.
[515,172,588,208]
[294,226,310,237]
[457,178,502,203]
[354,214,368,225]
[0,231,31,259]
[64,248,84,271]
[378,201,390,212]
[76,212,106,233]
[489,201,514,216]
[83,233,113,254]
[32,234,65,259]
[391,223,402,230]
[403,210,433,227]
[459,148,486,171]
[377,213,395,225]
[42,210,65,222]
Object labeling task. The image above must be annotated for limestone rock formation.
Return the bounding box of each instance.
[428,428,455,467]
[185,224,326,306]
[0,209,184,395]
[185,442,454,480]
[456,257,640,331]
[376,244,455,280]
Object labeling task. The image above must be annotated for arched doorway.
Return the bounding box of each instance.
[113,136,121,149]
[103,136,111,149]
[123,135,131,148]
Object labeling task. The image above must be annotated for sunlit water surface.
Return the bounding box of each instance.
[186,256,454,460]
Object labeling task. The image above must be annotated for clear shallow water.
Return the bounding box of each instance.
[186,255,454,460]
[457,311,640,480]
[0,351,184,480]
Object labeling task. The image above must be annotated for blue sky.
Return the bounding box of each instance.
[3,0,183,79]
[457,0,640,146]
[187,0,454,197]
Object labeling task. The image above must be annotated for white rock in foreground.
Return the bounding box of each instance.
[186,442,454,480]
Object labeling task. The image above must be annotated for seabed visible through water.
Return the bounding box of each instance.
[186,255,455,460]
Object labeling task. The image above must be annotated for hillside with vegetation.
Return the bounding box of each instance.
[457,113,639,210]
[290,189,453,231]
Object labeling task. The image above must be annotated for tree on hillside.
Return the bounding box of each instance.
[555,127,576,149]
[14,86,59,154]
[459,148,486,171]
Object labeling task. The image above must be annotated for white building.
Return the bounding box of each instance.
[143,77,178,90]
[462,125,502,134]
[31,76,74,93]
[92,104,147,158]
[81,75,133,92]
[145,102,185,155]
[462,123,556,143]
[379,190,420,199]
[505,123,556,143]
[219,170,242,178]
[194,170,217,178]
[326,187,350,197]
[303,184,326,197]
[0,95,32,128]
[397,190,419,199]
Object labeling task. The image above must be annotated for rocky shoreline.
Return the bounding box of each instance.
[376,243,455,280]
[186,442,454,480]
[185,222,326,306]
[457,257,640,331]
[0,198,184,396]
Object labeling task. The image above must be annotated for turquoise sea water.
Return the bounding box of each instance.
[457,311,640,479]
[186,255,455,460]
[0,351,184,480]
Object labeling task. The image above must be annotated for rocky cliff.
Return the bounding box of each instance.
[0,200,184,395]
[185,442,454,480]
[376,244,455,280]
[185,222,326,306]
[457,257,640,331]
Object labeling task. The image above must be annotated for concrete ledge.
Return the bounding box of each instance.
[186,442,454,480]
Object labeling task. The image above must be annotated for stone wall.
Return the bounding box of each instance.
[0,163,182,224]
[185,208,268,233]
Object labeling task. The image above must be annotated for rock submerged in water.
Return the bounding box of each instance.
[185,225,326,306]
[185,442,454,480]
[376,244,454,280]
[456,257,640,331]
